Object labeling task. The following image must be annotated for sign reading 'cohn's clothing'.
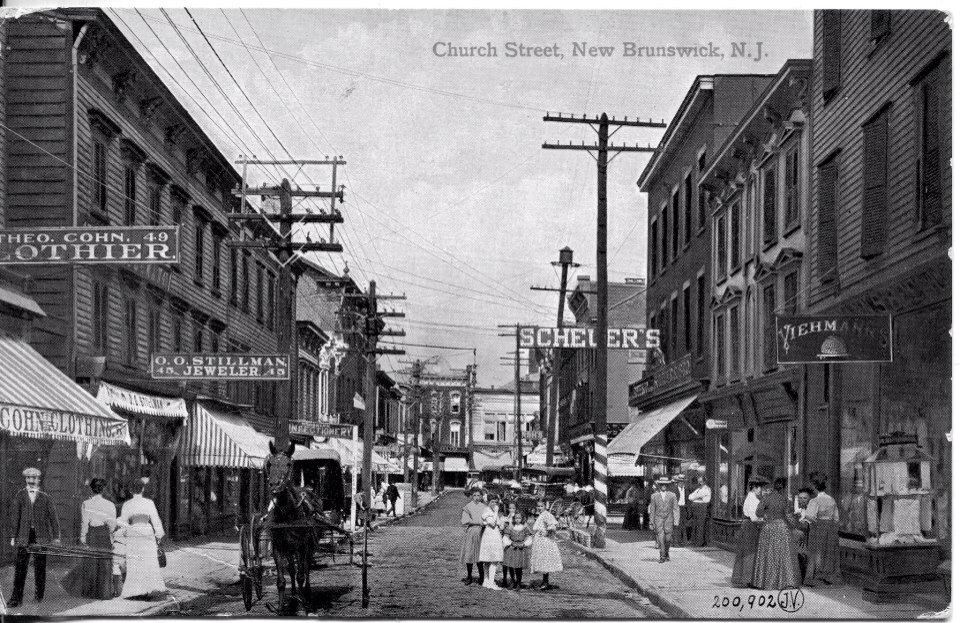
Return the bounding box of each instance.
[0,403,130,444]
[775,314,893,364]
[0,226,180,264]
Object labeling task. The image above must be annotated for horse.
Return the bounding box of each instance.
[264,441,317,612]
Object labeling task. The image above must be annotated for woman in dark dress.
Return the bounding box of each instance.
[803,474,841,586]
[731,479,765,588]
[753,477,801,590]
[62,478,117,599]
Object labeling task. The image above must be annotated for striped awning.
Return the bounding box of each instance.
[0,334,129,445]
[443,457,469,473]
[608,394,699,458]
[609,454,645,477]
[326,436,392,471]
[96,382,188,419]
[184,402,272,468]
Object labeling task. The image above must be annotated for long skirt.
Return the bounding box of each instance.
[731,519,760,588]
[459,525,483,564]
[530,535,563,573]
[503,545,528,569]
[753,519,801,591]
[622,504,641,530]
[478,527,504,563]
[804,519,841,585]
[120,525,166,598]
[62,525,114,599]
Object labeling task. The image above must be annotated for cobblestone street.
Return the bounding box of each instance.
[178,492,664,618]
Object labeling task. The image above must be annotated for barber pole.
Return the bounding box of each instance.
[592,431,608,546]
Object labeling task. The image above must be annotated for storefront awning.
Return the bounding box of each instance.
[444,457,469,472]
[608,394,699,458]
[97,382,188,419]
[184,402,272,468]
[0,335,129,445]
[326,436,393,471]
[472,449,514,470]
[293,444,342,463]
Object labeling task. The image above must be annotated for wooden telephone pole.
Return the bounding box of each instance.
[229,159,346,451]
[543,113,664,548]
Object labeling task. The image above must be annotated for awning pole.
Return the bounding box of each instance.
[350,425,359,531]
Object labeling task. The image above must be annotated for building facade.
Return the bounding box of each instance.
[698,60,813,546]
[420,370,471,485]
[471,378,540,471]
[1,9,285,542]
[806,10,950,594]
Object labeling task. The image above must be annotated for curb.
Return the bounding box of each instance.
[562,536,690,620]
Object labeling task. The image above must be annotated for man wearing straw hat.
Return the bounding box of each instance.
[7,467,61,608]
[647,476,680,563]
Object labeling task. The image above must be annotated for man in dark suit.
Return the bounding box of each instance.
[8,467,61,607]
[648,477,680,563]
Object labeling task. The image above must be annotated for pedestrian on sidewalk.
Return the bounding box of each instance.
[118,478,167,599]
[731,478,765,587]
[502,512,532,589]
[386,483,400,517]
[61,478,116,600]
[791,487,814,580]
[802,473,841,586]
[478,499,505,590]
[648,477,680,563]
[688,476,712,546]
[7,467,61,608]
[620,482,642,530]
[460,488,488,585]
[753,477,801,590]
[671,475,689,544]
[530,499,563,589]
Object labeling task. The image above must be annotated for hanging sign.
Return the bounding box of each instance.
[289,420,354,439]
[150,353,290,380]
[775,315,893,364]
[0,226,180,265]
[705,419,728,430]
[518,326,660,350]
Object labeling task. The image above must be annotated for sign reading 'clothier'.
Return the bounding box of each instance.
[151,354,290,380]
[518,326,660,349]
[0,226,180,265]
[775,314,893,364]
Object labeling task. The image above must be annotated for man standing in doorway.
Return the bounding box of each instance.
[688,475,712,546]
[7,467,61,608]
[648,477,680,563]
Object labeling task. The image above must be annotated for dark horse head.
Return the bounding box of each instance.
[266,440,296,497]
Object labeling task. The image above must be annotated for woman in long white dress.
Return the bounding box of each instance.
[118,479,167,599]
[530,499,563,590]
[477,499,505,590]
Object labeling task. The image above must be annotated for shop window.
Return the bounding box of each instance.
[714,430,732,519]
[839,364,875,538]
[862,105,890,258]
[683,173,693,245]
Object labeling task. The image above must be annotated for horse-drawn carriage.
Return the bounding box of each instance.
[238,442,355,612]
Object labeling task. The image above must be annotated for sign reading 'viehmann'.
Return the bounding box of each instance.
[0,226,180,264]
[775,315,893,364]
[151,354,290,380]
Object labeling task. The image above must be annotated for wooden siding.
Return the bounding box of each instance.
[809,10,951,311]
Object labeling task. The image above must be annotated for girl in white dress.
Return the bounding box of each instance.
[477,499,505,590]
[118,479,167,599]
[530,499,563,590]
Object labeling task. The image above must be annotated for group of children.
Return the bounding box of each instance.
[460,489,564,591]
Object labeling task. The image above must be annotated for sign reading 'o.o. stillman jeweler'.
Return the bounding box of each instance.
[775,314,893,364]
[0,226,180,264]
[151,353,290,380]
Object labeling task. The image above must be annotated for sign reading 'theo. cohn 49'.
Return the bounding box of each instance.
[0,226,180,265]
[775,314,893,364]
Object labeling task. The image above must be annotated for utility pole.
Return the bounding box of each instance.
[531,247,579,466]
[543,112,665,548]
[357,280,406,609]
[466,350,477,470]
[514,323,523,480]
[230,160,346,451]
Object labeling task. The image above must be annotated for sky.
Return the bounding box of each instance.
[63,8,813,385]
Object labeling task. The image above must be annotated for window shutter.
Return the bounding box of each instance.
[822,10,842,98]
[861,109,888,258]
[817,156,839,280]
[763,167,776,244]
[921,77,943,227]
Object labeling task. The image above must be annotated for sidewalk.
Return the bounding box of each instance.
[365,490,441,531]
[566,530,950,620]
[1,539,240,618]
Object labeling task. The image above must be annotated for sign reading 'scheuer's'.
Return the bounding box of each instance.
[151,353,290,380]
[0,226,180,264]
[775,315,893,364]
[518,326,660,349]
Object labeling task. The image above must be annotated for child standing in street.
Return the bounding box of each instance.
[502,512,532,589]
[530,499,563,590]
[477,499,505,590]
